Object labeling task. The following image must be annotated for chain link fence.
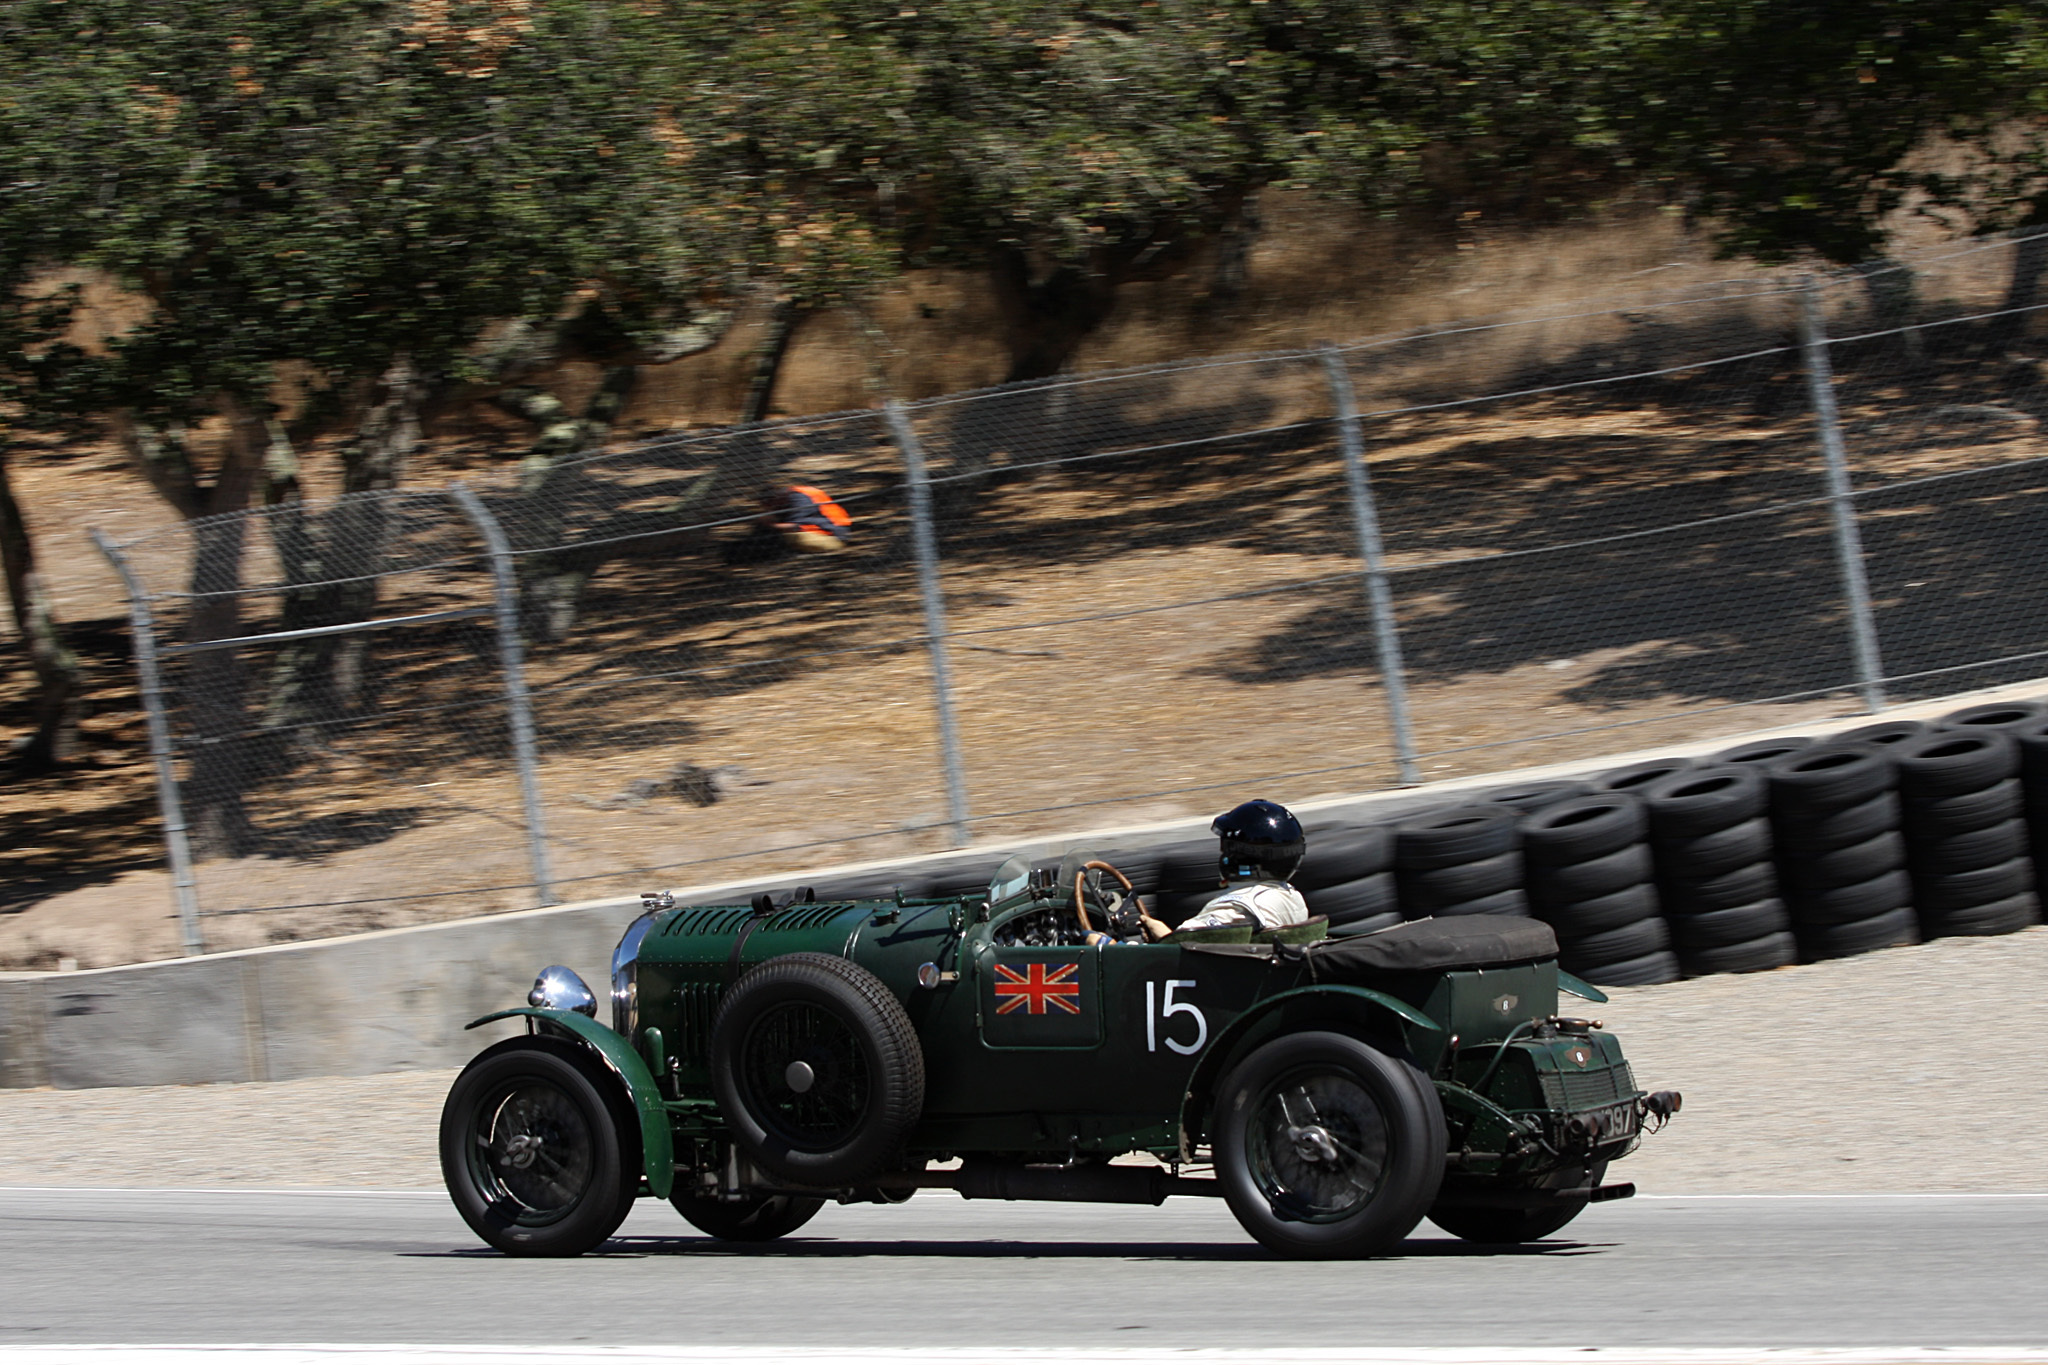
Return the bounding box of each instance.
[93,232,2048,951]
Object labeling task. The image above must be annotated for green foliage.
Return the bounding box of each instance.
[1618,0,2008,263]
[0,0,745,426]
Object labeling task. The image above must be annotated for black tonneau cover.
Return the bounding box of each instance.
[1307,915,1558,974]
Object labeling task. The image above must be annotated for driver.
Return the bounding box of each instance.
[1083,799,1311,944]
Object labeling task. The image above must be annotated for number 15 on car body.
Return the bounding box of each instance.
[1145,979,1208,1055]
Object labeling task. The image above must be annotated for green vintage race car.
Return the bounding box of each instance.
[440,850,1680,1258]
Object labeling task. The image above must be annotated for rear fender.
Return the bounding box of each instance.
[1177,985,1442,1155]
[469,1007,674,1199]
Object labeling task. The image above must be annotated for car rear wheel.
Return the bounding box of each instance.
[1213,1031,1444,1259]
[440,1036,638,1257]
[670,1190,825,1242]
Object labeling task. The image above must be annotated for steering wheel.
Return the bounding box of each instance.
[1072,860,1136,938]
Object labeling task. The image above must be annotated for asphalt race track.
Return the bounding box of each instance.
[2,1189,2043,1349]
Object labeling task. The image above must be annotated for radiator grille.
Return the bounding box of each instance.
[1540,1060,1637,1113]
[673,981,724,1063]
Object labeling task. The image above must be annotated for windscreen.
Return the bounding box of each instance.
[988,854,1034,907]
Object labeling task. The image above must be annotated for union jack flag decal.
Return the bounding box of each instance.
[993,961,1082,1015]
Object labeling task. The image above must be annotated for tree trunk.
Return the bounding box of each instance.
[740,298,810,424]
[988,246,1122,385]
[0,439,85,772]
[325,358,422,706]
[119,411,263,858]
[503,364,639,641]
[1999,213,2048,346]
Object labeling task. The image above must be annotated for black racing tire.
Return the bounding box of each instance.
[1482,779,1596,815]
[1668,897,1791,949]
[1777,790,1901,853]
[1679,930,1798,976]
[1575,949,1682,987]
[1155,837,1226,890]
[1561,915,1671,967]
[1776,831,1906,893]
[440,1036,640,1258]
[1891,730,2018,799]
[1661,860,1779,913]
[1428,887,1532,918]
[669,1190,825,1242]
[2015,719,2048,782]
[1213,1031,1445,1259]
[1766,744,1894,819]
[1653,817,1773,880]
[1908,818,2028,873]
[1937,699,2048,733]
[1295,825,1396,890]
[1836,719,1932,748]
[1428,1199,1588,1245]
[1913,857,2033,913]
[1527,844,1653,903]
[1901,778,2022,837]
[1393,806,1519,871]
[1594,758,1697,795]
[1397,851,1523,910]
[1786,869,1913,927]
[1922,891,2040,938]
[1711,736,1813,766]
[1800,905,1918,959]
[709,952,925,1187]
[1539,882,1660,936]
[1308,871,1399,924]
[1519,794,1646,867]
[1642,765,1768,838]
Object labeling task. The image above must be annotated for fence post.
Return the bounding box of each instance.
[884,399,973,848]
[1799,281,1888,713]
[449,483,558,904]
[1320,348,1422,785]
[91,529,206,956]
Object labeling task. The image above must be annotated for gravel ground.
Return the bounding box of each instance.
[3,926,2044,1194]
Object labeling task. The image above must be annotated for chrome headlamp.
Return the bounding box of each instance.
[528,965,597,1017]
[611,902,662,1035]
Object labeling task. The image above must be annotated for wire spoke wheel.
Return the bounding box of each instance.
[439,1037,636,1257]
[741,1001,873,1149]
[1215,1030,1443,1258]
[1246,1069,1391,1223]
[471,1080,596,1225]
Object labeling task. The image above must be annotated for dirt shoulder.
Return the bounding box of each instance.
[2,926,2040,1194]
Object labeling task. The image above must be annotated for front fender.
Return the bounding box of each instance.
[469,1007,674,1199]
[1177,984,1443,1156]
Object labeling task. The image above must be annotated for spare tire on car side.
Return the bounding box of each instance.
[710,952,925,1188]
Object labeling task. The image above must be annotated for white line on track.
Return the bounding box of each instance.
[6,1349,2048,1365]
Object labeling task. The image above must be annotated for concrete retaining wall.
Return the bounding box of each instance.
[8,681,2042,1089]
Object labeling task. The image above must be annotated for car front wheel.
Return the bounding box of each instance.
[440,1036,639,1257]
[1213,1030,1444,1259]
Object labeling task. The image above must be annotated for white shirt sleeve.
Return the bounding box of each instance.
[1176,881,1309,931]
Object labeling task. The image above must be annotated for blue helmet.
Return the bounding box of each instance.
[1213,799,1305,882]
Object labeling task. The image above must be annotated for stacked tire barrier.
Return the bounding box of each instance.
[1297,823,1401,934]
[1641,765,1797,975]
[787,703,2048,990]
[1893,728,2038,938]
[1518,793,1676,986]
[1391,806,1529,920]
[1764,743,1918,961]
